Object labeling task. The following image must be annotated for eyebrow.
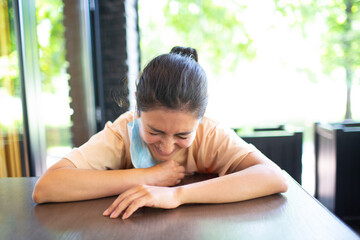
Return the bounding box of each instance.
[147,125,193,136]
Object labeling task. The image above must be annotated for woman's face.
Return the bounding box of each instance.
[139,108,200,161]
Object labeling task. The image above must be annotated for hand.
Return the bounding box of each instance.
[146,160,185,187]
[103,185,181,219]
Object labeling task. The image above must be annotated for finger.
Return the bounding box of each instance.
[175,171,185,180]
[169,160,180,169]
[170,160,180,166]
[161,160,177,167]
[177,165,185,173]
[103,186,144,216]
[170,178,183,187]
[109,189,148,218]
[122,197,147,219]
[103,196,123,216]
[178,172,185,179]
[108,190,146,218]
[103,194,129,216]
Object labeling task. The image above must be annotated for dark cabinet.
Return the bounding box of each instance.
[236,126,303,184]
[315,122,360,222]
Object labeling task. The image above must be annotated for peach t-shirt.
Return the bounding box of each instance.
[65,111,257,176]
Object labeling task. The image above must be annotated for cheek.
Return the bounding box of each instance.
[176,135,196,148]
[140,132,160,144]
[177,141,191,148]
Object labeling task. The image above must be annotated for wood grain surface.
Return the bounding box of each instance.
[0,173,359,240]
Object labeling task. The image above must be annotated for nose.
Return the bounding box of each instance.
[159,137,175,155]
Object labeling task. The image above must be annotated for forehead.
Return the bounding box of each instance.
[140,109,200,133]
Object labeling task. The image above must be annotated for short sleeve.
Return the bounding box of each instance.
[65,121,127,170]
[194,118,258,176]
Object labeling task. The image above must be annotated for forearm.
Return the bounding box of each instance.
[33,167,148,203]
[177,164,288,205]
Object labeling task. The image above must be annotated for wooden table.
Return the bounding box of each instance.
[0,173,359,240]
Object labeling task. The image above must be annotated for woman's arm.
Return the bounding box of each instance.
[32,158,185,203]
[178,151,288,204]
[103,151,288,219]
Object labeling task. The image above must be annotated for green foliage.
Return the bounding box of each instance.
[140,0,256,74]
[321,0,360,79]
[274,0,360,119]
[0,0,20,97]
[7,0,17,53]
[0,51,20,96]
[274,0,360,82]
[36,0,67,93]
[1,0,67,97]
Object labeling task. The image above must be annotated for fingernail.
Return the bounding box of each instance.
[103,209,108,216]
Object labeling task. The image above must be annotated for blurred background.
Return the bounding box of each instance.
[1,0,359,228]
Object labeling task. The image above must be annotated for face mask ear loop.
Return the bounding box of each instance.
[131,107,137,128]
[127,109,136,150]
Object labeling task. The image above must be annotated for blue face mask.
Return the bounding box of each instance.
[127,118,158,168]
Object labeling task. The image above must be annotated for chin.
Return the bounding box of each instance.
[154,152,175,162]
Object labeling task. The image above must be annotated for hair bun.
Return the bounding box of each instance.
[170,46,198,62]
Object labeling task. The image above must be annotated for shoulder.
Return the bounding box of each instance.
[197,115,234,139]
[191,115,255,175]
[197,116,218,133]
[107,111,136,134]
[100,110,137,149]
[194,115,250,150]
[112,110,136,126]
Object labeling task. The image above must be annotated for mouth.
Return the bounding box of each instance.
[153,145,176,157]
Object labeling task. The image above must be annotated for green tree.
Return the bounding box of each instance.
[140,0,359,120]
[36,0,67,93]
[139,0,256,74]
[0,0,20,98]
[275,0,360,120]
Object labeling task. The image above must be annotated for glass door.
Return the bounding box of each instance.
[1,0,96,177]
[0,0,28,177]
[34,0,97,168]
[35,0,73,168]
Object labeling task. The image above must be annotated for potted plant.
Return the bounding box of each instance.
[311,0,360,224]
[235,125,303,184]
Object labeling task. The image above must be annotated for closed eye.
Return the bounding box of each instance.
[177,135,188,140]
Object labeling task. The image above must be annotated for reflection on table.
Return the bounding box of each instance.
[0,173,359,240]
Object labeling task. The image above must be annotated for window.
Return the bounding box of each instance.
[0,0,27,177]
[1,0,96,176]
[35,0,72,168]
[138,0,360,194]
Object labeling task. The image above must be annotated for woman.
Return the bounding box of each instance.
[33,47,288,219]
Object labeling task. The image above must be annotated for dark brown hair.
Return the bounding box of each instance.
[136,46,208,119]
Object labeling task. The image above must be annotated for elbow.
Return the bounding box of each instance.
[32,192,43,204]
[265,165,288,194]
[278,176,288,193]
[274,168,288,193]
[32,179,49,204]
